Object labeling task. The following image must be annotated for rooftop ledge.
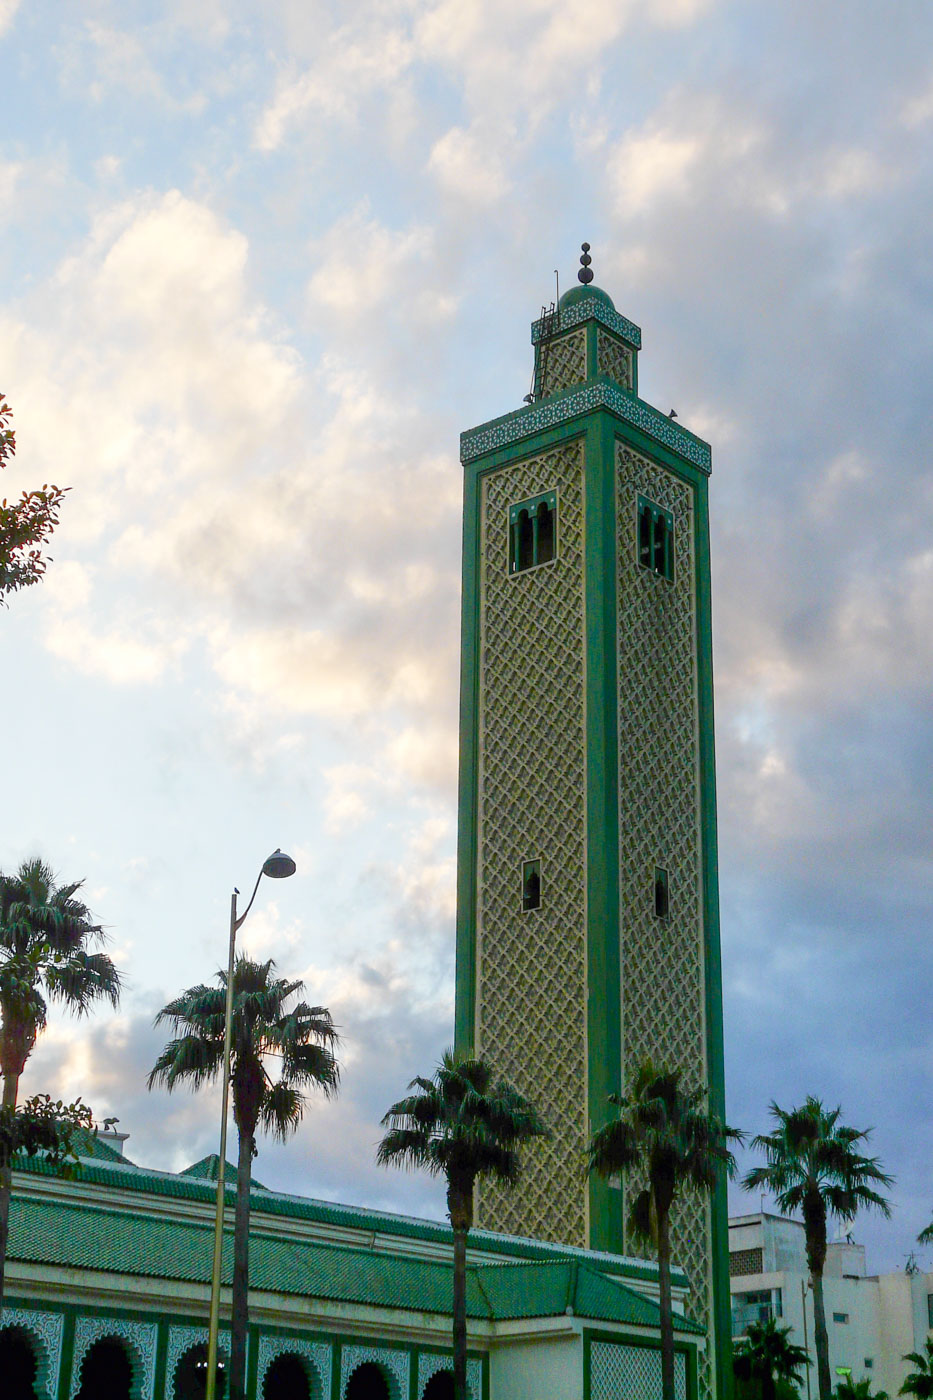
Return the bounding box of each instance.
[460,379,712,474]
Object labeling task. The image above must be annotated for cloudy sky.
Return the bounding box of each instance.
[2,0,932,1272]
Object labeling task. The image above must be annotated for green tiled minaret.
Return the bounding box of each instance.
[454,249,730,1399]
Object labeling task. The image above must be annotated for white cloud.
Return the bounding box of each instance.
[253,24,414,149]
[0,0,20,38]
[427,124,511,204]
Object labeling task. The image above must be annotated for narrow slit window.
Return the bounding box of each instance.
[522,859,541,911]
[637,496,674,582]
[509,491,558,574]
[654,866,669,921]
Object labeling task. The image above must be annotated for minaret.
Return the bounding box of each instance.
[454,248,730,1399]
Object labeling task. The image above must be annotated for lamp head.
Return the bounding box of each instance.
[262,848,297,879]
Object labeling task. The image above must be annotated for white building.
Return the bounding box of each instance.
[730,1212,933,1397]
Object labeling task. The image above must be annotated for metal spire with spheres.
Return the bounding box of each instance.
[578,241,594,284]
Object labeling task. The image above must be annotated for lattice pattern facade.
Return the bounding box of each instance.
[597,330,633,390]
[539,328,586,396]
[590,1340,688,1400]
[616,443,714,1400]
[474,439,588,1246]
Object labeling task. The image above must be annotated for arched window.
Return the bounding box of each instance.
[346,1361,391,1400]
[173,1342,227,1399]
[636,496,674,583]
[509,491,558,574]
[264,1353,312,1400]
[654,866,670,922]
[75,1338,134,1400]
[422,1372,455,1400]
[0,1325,39,1400]
[522,859,542,912]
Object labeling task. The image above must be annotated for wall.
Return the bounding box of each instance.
[489,1333,581,1400]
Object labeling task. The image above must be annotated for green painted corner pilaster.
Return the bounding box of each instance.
[153,1319,169,1400]
[58,1308,76,1400]
[584,410,623,1254]
[454,462,482,1058]
[694,473,732,1400]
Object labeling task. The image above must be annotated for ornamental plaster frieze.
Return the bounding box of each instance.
[0,1305,65,1400]
[340,1343,409,1400]
[257,1336,332,1399]
[69,1315,157,1400]
[164,1324,231,1397]
[417,1351,482,1400]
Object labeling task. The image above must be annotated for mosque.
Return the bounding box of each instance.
[1,250,728,1400]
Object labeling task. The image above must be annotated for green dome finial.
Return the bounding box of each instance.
[578,242,594,285]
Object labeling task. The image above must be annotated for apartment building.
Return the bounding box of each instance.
[730,1213,933,1398]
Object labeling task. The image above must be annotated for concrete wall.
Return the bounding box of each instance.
[489,1333,582,1400]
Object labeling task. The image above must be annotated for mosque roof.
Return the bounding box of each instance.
[6,1187,701,1332]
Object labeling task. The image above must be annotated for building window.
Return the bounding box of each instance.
[637,495,674,582]
[731,1289,776,1336]
[654,867,670,921]
[927,1293,933,1329]
[522,860,541,911]
[509,491,557,574]
[833,1313,849,1325]
[865,1360,874,1370]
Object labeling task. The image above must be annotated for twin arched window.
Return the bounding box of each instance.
[637,495,674,582]
[509,491,557,574]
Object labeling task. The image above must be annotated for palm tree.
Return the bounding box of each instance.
[900,1338,933,1399]
[836,1378,889,1400]
[377,1051,548,1400]
[734,1316,810,1400]
[587,1059,740,1400]
[148,957,339,1400]
[744,1099,892,1400]
[0,857,121,1306]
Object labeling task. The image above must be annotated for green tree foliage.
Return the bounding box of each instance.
[0,393,68,600]
[744,1099,892,1400]
[0,857,121,1306]
[835,1378,889,1400]
[733,1316,810,1400]
[900,1338,933,1399]
[587,1059,740,1400]
[148,957,339,1400]
[377,1051,548,1400]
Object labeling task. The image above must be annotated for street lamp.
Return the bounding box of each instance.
[205,849,297,1400]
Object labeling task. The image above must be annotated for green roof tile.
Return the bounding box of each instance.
[11,1153,687,1291]
[6,1193,699,1332]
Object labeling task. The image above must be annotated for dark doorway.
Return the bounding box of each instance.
[173,1343,227,1399]
[263,1352,311,1399]
[75,1338,133,1400]
[0,1326,39,1400]
[423,1371,455,1400]
[346,1361,391,1400]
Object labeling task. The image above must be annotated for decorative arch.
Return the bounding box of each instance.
[165,1326,230,1398]
[70,1317,157,1400]
[416,1353,482,1400]
[257,1336,331,1400]
[340,1345,409,1400]
[0,1307,64,1400]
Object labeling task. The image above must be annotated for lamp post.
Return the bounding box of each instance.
[205,849,297,1400]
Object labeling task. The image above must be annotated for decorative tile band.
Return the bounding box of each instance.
[532,297,642,349]
[460,382,711,473]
